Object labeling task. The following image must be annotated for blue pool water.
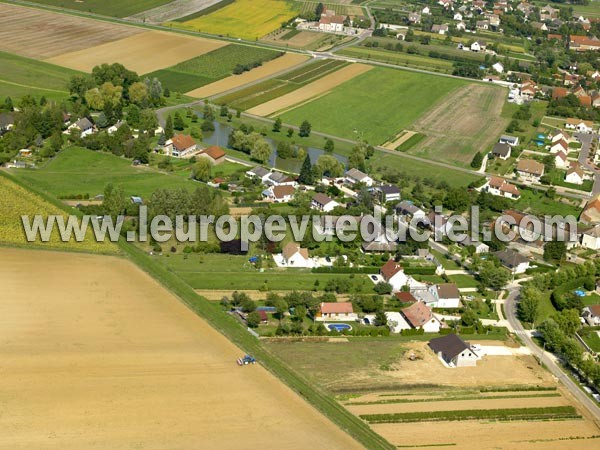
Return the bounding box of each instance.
[574,290,586,297]
[327,323,352,332]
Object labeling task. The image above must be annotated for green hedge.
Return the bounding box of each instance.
[312,266,381,274]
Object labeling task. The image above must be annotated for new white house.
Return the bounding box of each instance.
[495,249,530,274]
[345,168,374,186]
[280,242,311,267]
[429,334,479,367]
[435,283,461,308]
[380,259,409,292]
[316,302,358,321]
[401,301,441,333]
[311,193,340,212]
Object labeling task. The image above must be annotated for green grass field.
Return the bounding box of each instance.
[0,51,80,101]
[279,66,464,145]
[216,59,348,110]
[27,0,173,17]
[338,47,453,73]
[13,147,199,198]
[167,0,300,40]
[147,45,282,93]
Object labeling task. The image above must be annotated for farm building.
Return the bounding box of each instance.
[311,193,340,212]
[401,301,441,333]
[429,334,478,367]
[316,302,358,321]
[198,145,226,165]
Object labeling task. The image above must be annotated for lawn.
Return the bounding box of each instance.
[279,66,463,145]
[147,45,282,93]
[0,51,80,101]
[338,46,454,73]
[12,147,199,198]
[514,189,582,217]
[159,253,374,292]
[448,274,479,289]
[582,332,600,352]
[167,0,300,40]
[27,0,172,17]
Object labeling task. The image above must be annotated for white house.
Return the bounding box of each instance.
[66,117,95,137]
[263,185,296,203]
[492,142,511,160]
[453,12,463,21]
[565,164,584,185]
[316,302,358,321]
[492,62,504,73]
[374,185,401,203]
[582,305,600,326]
[435,283,461,308]
[554,151,569,169]
[401,301,441,333]
[345,168,374,186]
[550,139,568,154]
[494,249,530,274]
[281,242,311,267]
[246,166,271,182]
[380,259,409,292]
[311,193,339,212]
[581,225,600,250]
[319,15,345,33]
[395,200,426,221]
[516,159,545,182]
[483,176,521,200]
[470,41,486,52]
[458,235,489,254]
[565,118,594,133]
[429,334,479,367]
[165,134,197,158]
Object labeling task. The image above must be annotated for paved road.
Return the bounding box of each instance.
[575,132,600,195]
[504,285,600,423]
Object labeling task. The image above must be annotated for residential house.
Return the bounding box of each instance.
[456,21,466,31]
[402,301,441,333]
[552,87,568,99]
[264,185,296,203]
[265,171,296,187]
[198,145,226,165]
[550,139,568,154]
[581,194,600,224]
[380,259,409,292]
[395,201,426,221]
[569,35,600,52]
[281,242,311,267]
[565,163,584,185]
[492,142,511,160]
[483,176,521,200]
[581,225,600,250]
[516,159,545,182]
[313,215,361,236]
[361,219,398,253]
[311,193,339,212]
[554,151,569,169]
[375,185,401,203]
[319,15,345,33]
[530,21,548,31]
[246,166,271,182]
[486,13,500,28]
[107,121,124,135]
[395,291,417,304]
[495,249,530,274]
[492,62,504,73]
[582,305,600,326]
[520,81,537,99]
[551,131,571,144]
[165,134,197,158]
[565,118,594,133]
[429,334,478,367]
[435,283,461,308]
[67,117,95,137]
[476,20,490,30]
[453,12,463,21]
[315,302,358,321]
[432,24,449,35]
[408,12,421,24]
[458,235,489,254]
[427,212,453,238]
[17,149,32,158]
[0,112,14,134]
[380,311,411,333]
[345,168,374,186]
[470,40,486,52]
[540,4,558,21]
[499,135,519,147]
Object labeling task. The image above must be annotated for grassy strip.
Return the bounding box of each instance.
[396,133,425,151]
[348,392,561,406]
[480,385,557,393]
[360,406,579,424]
[119,243,394,449]
[174,0,235,22]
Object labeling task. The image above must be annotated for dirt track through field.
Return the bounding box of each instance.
[47,31,227,74]
[0,3,144,59]
[382,130,416,150]
[186,53,310,98]
[0,248,362,449]
[247,63,372,117]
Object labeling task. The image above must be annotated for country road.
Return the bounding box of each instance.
[504,286,600,424]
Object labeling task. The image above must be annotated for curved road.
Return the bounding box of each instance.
[504,285,600,424]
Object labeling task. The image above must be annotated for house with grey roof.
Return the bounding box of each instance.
[429,333,478,367]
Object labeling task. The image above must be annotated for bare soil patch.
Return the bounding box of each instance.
[382,130,415,150]
[47,31,226,74]
[128,0,222,23]
[261,30,326,49]
[409,84,508,167]
[0,3,143,59]
[0,248,362,449]
[186,52,309,98]
[247,63,372,117]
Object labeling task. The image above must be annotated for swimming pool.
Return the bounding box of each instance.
[574,290,586,297]
[326,323,352,332]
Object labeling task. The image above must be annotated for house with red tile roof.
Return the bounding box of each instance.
[165,134,197,158]
[316,302,358,321]
[199,145,225,164]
